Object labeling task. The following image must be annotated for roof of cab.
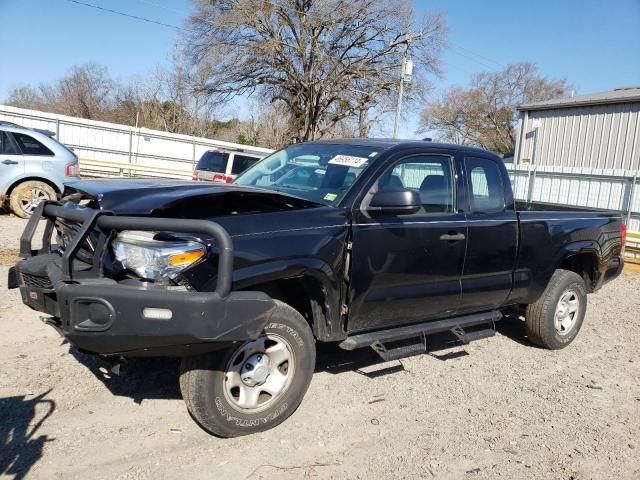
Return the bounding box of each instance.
[306,138,498,157]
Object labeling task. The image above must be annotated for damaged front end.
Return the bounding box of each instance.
[8,200,275,357]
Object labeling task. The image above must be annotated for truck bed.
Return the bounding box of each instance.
[515,200,617,214]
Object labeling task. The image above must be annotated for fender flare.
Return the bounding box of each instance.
[230,257,345,340]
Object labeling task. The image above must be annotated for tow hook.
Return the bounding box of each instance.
[40,316,63,336]
[96,356,126,376]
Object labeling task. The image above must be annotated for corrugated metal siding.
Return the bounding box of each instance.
[518,102,640,171]
[507,164,640,231]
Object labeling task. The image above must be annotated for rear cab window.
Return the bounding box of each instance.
[465,157,505,213]
[12,133,54,156]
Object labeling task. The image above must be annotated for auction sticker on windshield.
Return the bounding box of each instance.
[328,155,369,168]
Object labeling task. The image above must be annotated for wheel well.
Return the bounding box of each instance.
[242,277,329,339]
[7,177,61,197]
[559,253,598,291]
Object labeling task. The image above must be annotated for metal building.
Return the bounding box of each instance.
[514,87,640,171]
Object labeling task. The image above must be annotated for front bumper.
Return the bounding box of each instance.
[9,201,275,356]
[10,254,274,356]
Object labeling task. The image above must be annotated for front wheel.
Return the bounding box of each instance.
[179,300,316,437]
[525,269,588,349]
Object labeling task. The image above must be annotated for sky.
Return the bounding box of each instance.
[1,0,639,138]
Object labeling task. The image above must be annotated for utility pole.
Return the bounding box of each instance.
[391,32,422,138]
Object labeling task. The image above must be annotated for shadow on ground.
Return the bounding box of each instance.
[71,349,181,404]
[67,315,532,403]
[316,330,476,377]
[0,390,55,480]
[496,312,530,346]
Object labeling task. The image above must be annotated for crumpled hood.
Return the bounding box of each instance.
[63,179,318,216]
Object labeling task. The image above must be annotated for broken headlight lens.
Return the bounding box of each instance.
[112,231,205,280]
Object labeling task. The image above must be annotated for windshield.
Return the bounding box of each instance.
[234,143,381,205]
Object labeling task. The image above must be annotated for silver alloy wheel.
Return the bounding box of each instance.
[19,187,50,215]
[554,289,580,335]
[223,334,295,412]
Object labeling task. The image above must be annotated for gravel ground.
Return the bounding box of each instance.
[0,213,639,480]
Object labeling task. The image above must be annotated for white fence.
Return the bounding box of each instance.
[1,104,638,233]
[0,104,273,179]
[506,164,640,232]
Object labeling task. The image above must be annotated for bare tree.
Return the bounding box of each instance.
[420,62,569,154]
[186,0,446,141]
[5,85,46,111]
[55,63,115,119]
[6,63,115,119]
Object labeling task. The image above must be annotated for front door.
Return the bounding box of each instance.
[0,131,24,185]
[347,153,467,332]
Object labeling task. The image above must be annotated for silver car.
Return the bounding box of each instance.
[0,121,80,217]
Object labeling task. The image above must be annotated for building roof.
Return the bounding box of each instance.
[518,86,640,111]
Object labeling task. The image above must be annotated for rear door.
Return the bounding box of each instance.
[0,131,25,189]
[459,155,518,311]
[347,151,468,332]
[11,132,56,180]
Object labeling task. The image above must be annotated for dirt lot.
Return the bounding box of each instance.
[0,213,639,480]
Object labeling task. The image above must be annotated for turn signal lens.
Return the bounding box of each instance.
[169,249,205,266]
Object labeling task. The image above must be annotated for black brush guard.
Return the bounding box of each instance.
[10,201,275,356]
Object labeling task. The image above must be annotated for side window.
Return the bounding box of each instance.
[12,133,54,156]
[465,157,505,213]
[231,154,260,175]
[378,155,455,214]
[0,132,19,154]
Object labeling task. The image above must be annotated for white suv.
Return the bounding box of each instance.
[192,148,264,183]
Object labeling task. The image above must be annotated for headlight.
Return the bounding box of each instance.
[112,231,205,280]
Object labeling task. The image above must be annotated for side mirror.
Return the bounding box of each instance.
[368,189,421,216]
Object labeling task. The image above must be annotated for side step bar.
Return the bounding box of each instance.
[339,310,501,360]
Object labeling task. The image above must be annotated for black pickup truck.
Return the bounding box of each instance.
[9,139,625,437]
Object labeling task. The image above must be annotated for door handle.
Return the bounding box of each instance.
[440,232,465,242]
[2,159,19,165]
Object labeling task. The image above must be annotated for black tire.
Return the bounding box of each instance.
[9,180,57,218]
[525,269,588,349]
[179,300,316,437]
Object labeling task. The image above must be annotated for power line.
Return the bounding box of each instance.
[450,42,505,69]
[449,46,499,71]
[65,0,506,73]
[129,0,507,72]
[131,0,190,17]
[63,0,192,32]
[131,0,218,28]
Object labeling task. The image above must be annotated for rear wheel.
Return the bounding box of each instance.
[525,269,587,349]
[179,300,315,437]
[9,180,56,218]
